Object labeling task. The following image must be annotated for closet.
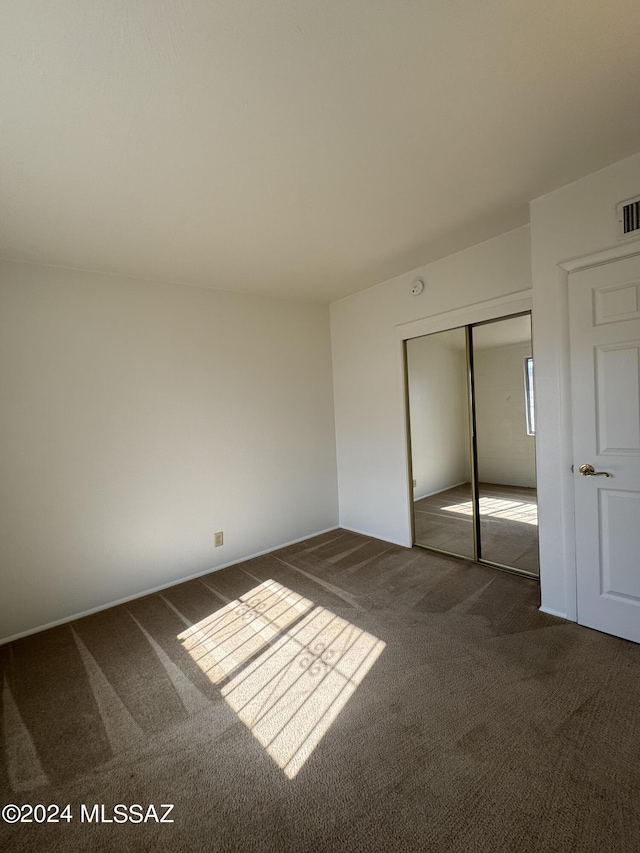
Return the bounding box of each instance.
[405,312,539,577]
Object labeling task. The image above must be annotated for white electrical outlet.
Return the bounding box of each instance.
[214,531,224,547]
[413,479,417,487]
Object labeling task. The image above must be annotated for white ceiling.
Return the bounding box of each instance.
[2,1,640,303]
[472,315,532,350]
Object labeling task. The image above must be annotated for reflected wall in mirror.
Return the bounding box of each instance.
[406,327,474,559]
[472,315,539,574]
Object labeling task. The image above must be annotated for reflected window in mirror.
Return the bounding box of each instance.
[524,357,535,436]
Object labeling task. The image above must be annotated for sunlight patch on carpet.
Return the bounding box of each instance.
[443,496,538,526]
[180,582,385,779]
[178,580,312,684]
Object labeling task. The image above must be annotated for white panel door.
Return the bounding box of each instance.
[569,254,640,643]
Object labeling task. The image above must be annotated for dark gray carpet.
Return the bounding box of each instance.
[1,529,638,852]
[414,482,539,574]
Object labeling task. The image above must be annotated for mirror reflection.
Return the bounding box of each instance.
[406,312,539,578]
[472,315,539,574]
[406,327,474,559]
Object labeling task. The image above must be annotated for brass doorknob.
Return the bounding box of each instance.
[578,464,611,478]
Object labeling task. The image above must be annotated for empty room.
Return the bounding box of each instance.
[2,2,640,851]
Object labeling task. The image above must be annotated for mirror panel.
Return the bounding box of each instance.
[406,327,474,559]
[471,315,539,575]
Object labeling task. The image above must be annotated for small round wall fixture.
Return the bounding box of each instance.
[411,279,424,296]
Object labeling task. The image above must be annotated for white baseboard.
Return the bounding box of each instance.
[539,605,571,621]
[339,525,411,548]
[0,525,340,646]
[414,481,468,502]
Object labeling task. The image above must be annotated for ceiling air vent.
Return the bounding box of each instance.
[617,195,640,240]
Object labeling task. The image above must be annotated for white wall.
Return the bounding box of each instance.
[407,331,470,499]
[530,150,640,620]
[474,342,536,488]
[0,261,338,642]
[330,226,532,546]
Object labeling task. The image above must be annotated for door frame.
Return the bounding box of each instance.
[558,243,640,622]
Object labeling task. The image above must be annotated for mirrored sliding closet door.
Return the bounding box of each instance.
[406,326,475,560]
[405,313,539,578]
